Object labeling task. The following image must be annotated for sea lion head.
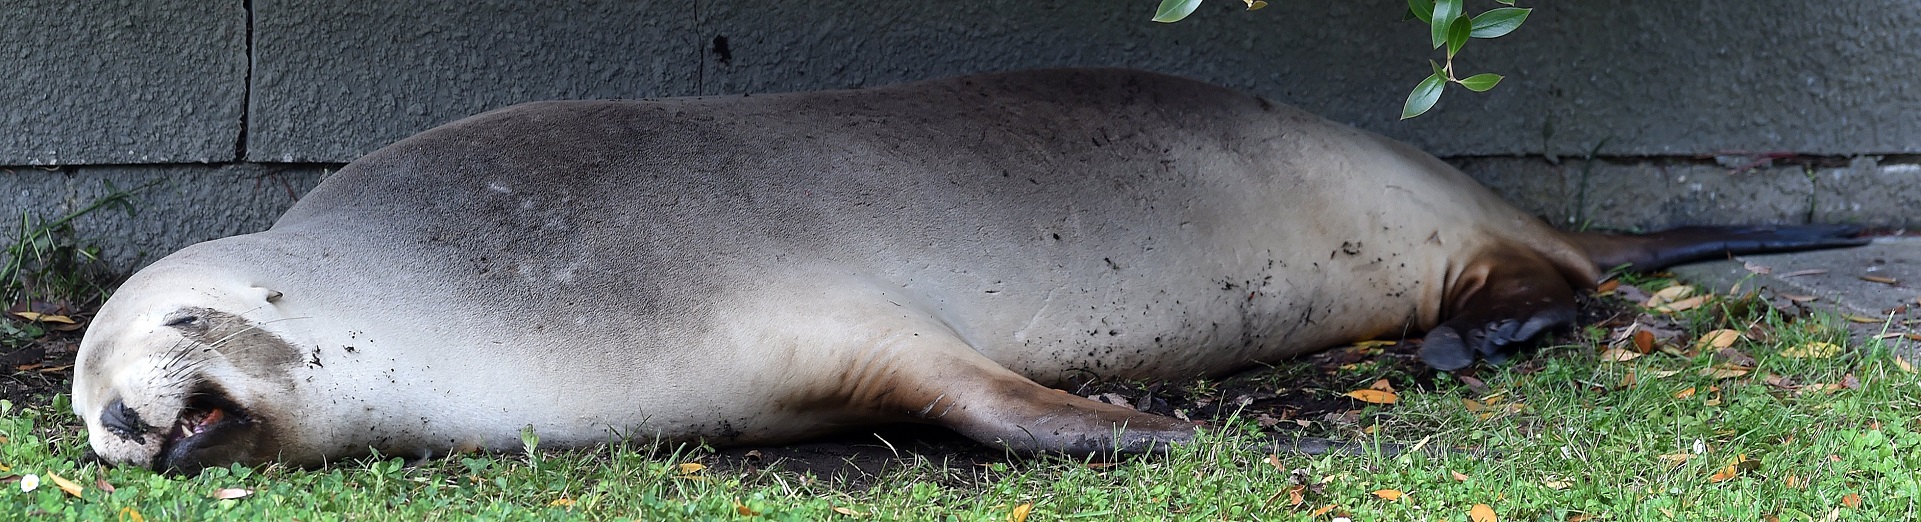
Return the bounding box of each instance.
[72,261,309,474]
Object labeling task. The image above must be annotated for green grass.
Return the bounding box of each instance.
[5,300,1920,520]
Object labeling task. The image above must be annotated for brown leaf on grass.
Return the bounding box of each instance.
[118,507,144,522]
[676,462,706,474]
[210,488,253,500]
[1842,373,1862,390]
[1266,453,1284,471]
[1782,342,1841,359]
[1008,503,1032,522]
[1345,389,1397,404]
[1862,275,1900,285]
[94,479,114,494]
[1708,454,1757,483]
[1713,348,1757,367]
[1633,330,1656,353]
[47,472,81,497]
[1675,387,1697,399]
[1645,285,1696,307]
[1287,485,1306,506]
[1842,493,1862,508]
[1600,348,1643,363]
[1656,295,1712,314]
[1896,356,1915,374]
[1784,475,1802,488]
[1697,329,1742,350]
[1543,479,1572,490]
[1470,503,1498,522]
[1309,504,1337,516]
[833,506,867,517]
[1595,279,1621,295]
[736,500,761,517]
[1369,379,1396,393]
[1457,374,1489,395]
[1451,470,1470,482]
[549,498,576,507]
[11,312,76,324]
[1698,365,1751,379]
[1373,489,1404,501]
[1620,371,1637,388]
[1657,453,1690,465]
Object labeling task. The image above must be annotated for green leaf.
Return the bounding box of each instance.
[1429,59,1446,77]
[1408,0,1434,23]
[1429,0,1463,49]
[1152,0,1203,23]
[1402,72,1447,119]
[1458,73,1504,92]
[1470,7,1531,38]
[1445,16,1471,57]
[1496,0,1515,4]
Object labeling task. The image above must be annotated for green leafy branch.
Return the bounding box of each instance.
[1148,0,1531,119]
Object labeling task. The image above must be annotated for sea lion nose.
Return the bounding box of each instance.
[101,398,154,444]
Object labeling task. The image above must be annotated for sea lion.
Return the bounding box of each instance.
[72,68,1864,473]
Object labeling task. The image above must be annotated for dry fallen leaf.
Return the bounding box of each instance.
[1644,369,1682,378]
[1657,453,1691,465]
[736,499,761,516]
[1656,295,1711,313]
[1897,356,1915,374]
[1632,329,1657,353]
[1369,379,1396,393]
[833,506,867,517]
[1008,503,1032,522]
[1600,348,1643,362]
[1345,389,1397,404]
[1782,342,1841,359]
[1287,485,1306,506]
[1646,285,1696,307]
[1698,366,1751,379]
[1543,479,1572,490]
[1451,470,1470,482]
[1696,329,1742,350]
[1596,279,1621,295]
[1310,504,1338,517]
[1780,269,1829,277]
[1266,453,1284,471]
[94,479,114,494]
[1842,493,1862,508]
[1782,294,1820,303]
[119,507,145,522]
[1708,454,1756,483]
[1784,475,1802,488]
[1470,503,1498,522]
[1372,489,1404,501]
[47,472,81,497]
[1862,275,1900,285]
[11,312,76,324]
[1845,314,1886,324]
[549,498,575,507]
[210,488,253,500]
[676,462,706,474]
[1675,387,1697,399]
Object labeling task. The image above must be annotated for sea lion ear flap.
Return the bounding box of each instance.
[1418,258,1579,371]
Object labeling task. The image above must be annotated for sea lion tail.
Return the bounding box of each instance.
[1568,224,1869,273]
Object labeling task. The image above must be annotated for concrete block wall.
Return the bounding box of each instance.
[3,0,1917,273]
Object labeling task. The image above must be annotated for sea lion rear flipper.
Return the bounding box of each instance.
[1418,258,1578,371]
[1572,224,1869,273]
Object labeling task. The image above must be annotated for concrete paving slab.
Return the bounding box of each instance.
[1670,237,1921,351]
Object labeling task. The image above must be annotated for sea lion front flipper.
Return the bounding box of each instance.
[864,337,1200,455]
[1418,257,1579,371]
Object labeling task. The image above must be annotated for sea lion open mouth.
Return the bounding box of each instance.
[154,386,254,474]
